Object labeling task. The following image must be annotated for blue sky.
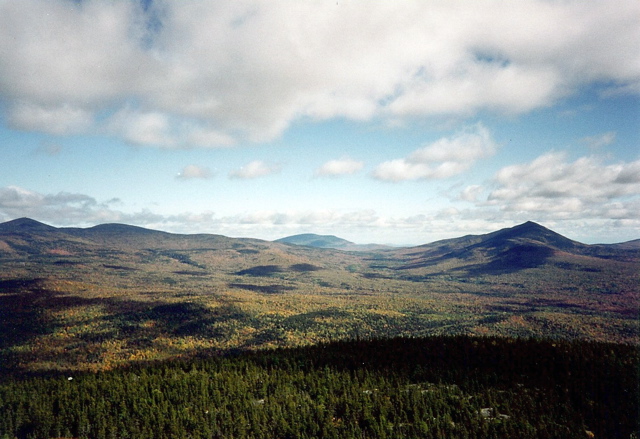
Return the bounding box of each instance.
[1,0,639,245]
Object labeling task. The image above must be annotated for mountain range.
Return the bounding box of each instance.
[2,217,636,278]
[2,217,636,255]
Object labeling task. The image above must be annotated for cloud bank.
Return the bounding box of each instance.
[1,0,638,146]
[486,153,640,219]
[2,165,638,244]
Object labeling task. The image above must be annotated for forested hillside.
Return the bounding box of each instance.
[1,336,636,439]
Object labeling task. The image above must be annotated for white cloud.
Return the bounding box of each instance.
[459,185,484,202]
[371,160,433,182]
[314,157,364,177]
[229,160,281,179]
[486,153,640,220]
[580,131,616,149]
[372,123,497,181]
[0,1,638,144]
[0,1,156,108]
[176,165,213,180]
[388,63,560,117]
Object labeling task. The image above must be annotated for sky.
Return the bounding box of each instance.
[0,0,639,245]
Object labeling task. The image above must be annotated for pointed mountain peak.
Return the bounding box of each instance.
[0,217,57,233]
[516,220,545,229]
[506,221,551,235]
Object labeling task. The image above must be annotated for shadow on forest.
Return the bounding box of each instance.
[466,245,554,275]
[235,265,284,277]
[228,283,294,294]
[397,244,555,276]
[0,278,250,366]
[289,263,322,272]
[235,264,322,277]
[0,279,60,350]
[401,245,555,279]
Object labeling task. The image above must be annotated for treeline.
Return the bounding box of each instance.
[0,335,637,438]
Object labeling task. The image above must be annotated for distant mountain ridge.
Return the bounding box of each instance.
[275,233,392,251]
[275,233,353,248]
[1,217,638,256]
[0,217,238,254]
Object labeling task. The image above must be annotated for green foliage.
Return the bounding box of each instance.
[0,336,636,439]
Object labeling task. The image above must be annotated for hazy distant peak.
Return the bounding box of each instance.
[275,233,354,249]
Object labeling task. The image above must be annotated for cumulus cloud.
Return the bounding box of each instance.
[459,185,485,202]
[228,160,281,179]
[0,1,638,144]
[486,152,640,220]
[372,123,497,181]
[314,157,364,177]
[176,165,213,180]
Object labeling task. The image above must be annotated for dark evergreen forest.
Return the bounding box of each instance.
[0,335,637,438]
